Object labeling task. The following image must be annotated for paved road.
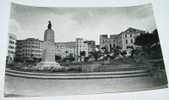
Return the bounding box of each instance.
[4,74,167,97]
[4,59,167,97]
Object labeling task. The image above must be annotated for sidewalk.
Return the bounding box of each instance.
[5,67,150,79]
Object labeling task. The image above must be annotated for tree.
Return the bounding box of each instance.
[80,51,86,57]
[67,53,75,62]
[151,29,159,43]
[135,33,151,46]
[113,46,121,56]
[89,51,101,61]
[134,29,162,58]
[101,46,109,54]
[14,56,23,63]
[135,30,159,47]
[55,55,62,61]
[121,50,127,56]
[33,57,41,63]
[62,53,75,62]
[79,51,86,62]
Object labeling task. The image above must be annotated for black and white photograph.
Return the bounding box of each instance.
[4,3,168,97]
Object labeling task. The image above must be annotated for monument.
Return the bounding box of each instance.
[36,21,62,70]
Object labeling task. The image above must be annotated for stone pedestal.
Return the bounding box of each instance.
[42,41,56,62]
[36,41,62,69]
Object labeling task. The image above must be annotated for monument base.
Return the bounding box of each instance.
[35,62,63,70]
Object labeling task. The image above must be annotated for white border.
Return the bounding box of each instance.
[11,0,151,7]
[1,0,169,100]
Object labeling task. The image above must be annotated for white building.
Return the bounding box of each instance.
[15,37,94,62]
[100,27,146,53]
[15,38,43,61]
[100,34,119,52]
[76,38,89,56]
[7,33,17,64]
[55,42,76,58]
[54,38,89,61]
[84,40,96,53]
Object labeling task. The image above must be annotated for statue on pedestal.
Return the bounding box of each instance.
[48,20,52,29]
[35,21,63,70]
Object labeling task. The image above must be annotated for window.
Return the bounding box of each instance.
[125,34,127,38]
[131,39,133,43]
[130,34,132,37]
[9,40,14,44]
[113,44,115,47]
[126,40,128,44]
[9,46,14,49]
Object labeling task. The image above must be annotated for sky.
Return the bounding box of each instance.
[9,3,157,44]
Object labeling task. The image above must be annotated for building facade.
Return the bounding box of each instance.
[55,41,76,58]
[54,38,90,61]
[14,27,145,62]
[15,38,43,61]
[7,33,17,64]
[84,40,96,53]
[100,27,146,52]
[118,27,145,50]
[76,38,89,57]
[15,37,93,62]
[100,34,119,52]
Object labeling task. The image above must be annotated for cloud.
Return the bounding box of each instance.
[10,3,157,43]
[9,19,21,34]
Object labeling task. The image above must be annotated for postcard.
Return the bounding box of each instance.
[4,3,168,97]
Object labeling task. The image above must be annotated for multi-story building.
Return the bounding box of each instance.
[55,42,76,58]
[54,38,92,61]
[100,34,119,52]
[54,38,91,60]
[76,38,89,57]
[84,40,96,53]
[100,27,146,52]
[15,38,43,61]
[75,38,89,61]
[118,27,145,50]
[100,34,109,49]
[15,37,93,62]
[6,33,17,64]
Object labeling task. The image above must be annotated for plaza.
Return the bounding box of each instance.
[4,4,168,97]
